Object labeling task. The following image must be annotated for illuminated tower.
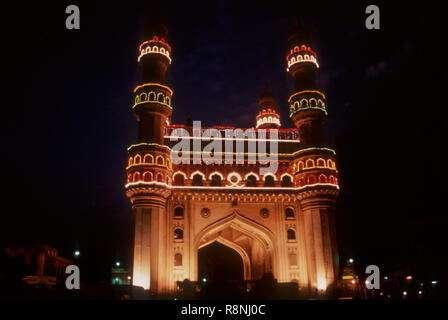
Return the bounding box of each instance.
[255,86,281,129]
[287,22,340,293]
[125,23,174,292]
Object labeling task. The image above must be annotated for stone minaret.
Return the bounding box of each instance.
[125,23,174,291]
[287,21,340,295]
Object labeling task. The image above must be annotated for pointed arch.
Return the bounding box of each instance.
[316,158,326,168]
[156,155,165,166]
[143,154,154,164]
[305,158,315,168]
[193,211,278,279]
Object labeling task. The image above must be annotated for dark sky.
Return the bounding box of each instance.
[2,1,447,283]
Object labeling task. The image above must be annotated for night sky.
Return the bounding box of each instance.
[2,1,446,284]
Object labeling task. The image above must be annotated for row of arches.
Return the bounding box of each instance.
[287,54,319,69]
[172,171,294,187]
[134,90,171,106]
[296,173,338,187]
[128,154,172,169]
[292,158,336,173]
[127,170,170,184]
[256,116,280,127]
[290,98,325,112]
[286,45,315,60]
[138,45,172,63]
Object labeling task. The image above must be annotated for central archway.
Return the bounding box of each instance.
[193,210,277,282]
[198,241,244,285]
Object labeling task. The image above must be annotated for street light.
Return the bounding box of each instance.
[115,261,121,267]
[348,258,354,264]
[74,250,80,257]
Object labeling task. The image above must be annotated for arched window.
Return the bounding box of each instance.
[134,155,141,164]
[287,229,296,240]
[192,174,203,186]
[127,174,132,184]
[298,161,304,171]
[143,154,153,164]
[157,173,163,182]
[174,174,185,186]
[305,159,314,168]
[307,175,316,184]
[156,156,164,165]
[264,175,275,187]
[329,175,335,184]
[174,253,182,266]
[174,228,183,240]
[285,207,295,219]
[282,175,292,187]
[149,92,156,101]
[246,175,257,187]
[133,172,140,182]
[319,174,328,183]
[317,158,326,167]
[143,171,153,182]
[174,206,184,218]
[210,174,222,186]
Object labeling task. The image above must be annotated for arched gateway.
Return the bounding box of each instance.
[194,211,276,282]
[125,23,340,298]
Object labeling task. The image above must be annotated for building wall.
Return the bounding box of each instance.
[138,190,337,295]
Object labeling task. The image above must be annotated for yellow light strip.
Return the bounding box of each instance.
[291,147,336,156]
[127,143,172,152]
[125,181,339,190]
[132,101,173,110]
[133,83,173,95]
[288,90,326,103]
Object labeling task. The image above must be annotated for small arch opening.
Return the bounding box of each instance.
[174,228,183,240]
[285,207,295,219]
[287,229,296,240]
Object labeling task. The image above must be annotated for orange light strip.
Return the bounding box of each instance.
[164,135,299,143]
[138,37,172,52]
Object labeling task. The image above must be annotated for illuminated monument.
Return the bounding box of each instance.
[125,23,340,297]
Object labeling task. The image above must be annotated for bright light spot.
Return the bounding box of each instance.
[348,258,354,264]
[383,276,388,280]
[351,280,356,284]
[403,291,407,296]
[365,280,369,285]
[74,251,80,257]
[115,262,120,267]
[202,278,207,283]
[406,275,413,280]
[431,280,438,285]
[127,276,131,280]
[418,291,422,295]
[420,283,424,286]
[317,277,327,290]
[380,292,383,296]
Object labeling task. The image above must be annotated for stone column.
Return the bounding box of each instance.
[301,193,338,296]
